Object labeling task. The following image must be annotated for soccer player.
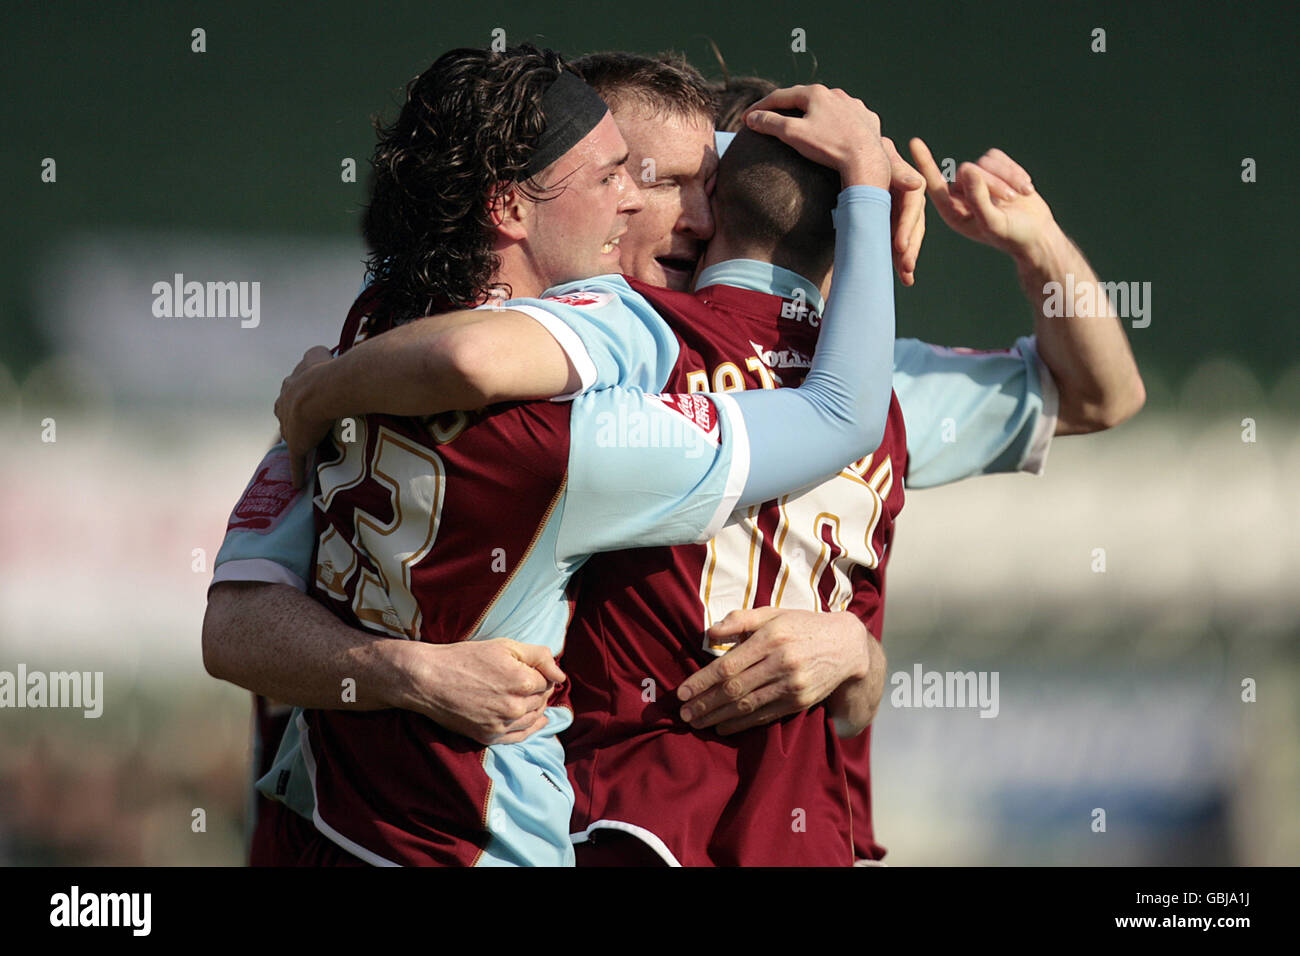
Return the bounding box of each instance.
[216,54,1143,865]
[571,55,1140,864]
[206,47,902,866]
[675,69,1145,862]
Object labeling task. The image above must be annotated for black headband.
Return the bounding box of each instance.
[521,71,610,179]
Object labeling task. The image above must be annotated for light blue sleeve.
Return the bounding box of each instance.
[555,387,748,562]
[211,441,316,591]
[723,185,895,506]
[496,275,680,396]
[893,335,1059,489]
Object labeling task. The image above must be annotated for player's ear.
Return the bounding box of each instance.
[489,183,531,242]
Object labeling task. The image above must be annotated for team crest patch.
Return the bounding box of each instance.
[227,450,301,532]
[656,393,720,442]
[542,290,614,309]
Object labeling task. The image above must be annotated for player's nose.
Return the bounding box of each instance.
[678,184,715,241]
[617,166,645,215]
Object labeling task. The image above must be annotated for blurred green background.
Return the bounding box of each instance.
[4,0,1297,393]
[0,0,1295,865]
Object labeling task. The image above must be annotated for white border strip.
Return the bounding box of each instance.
[698,391,750,541]
[1020,336,1058,476]
[570,820,683,867]
[296,711,401,867]
[505,305,599,400]
[209,558,306,593]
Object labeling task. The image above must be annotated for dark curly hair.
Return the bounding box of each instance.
[362,44,572,321]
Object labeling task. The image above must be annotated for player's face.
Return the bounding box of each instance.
[609,106,718,291]
[526,112,644,288]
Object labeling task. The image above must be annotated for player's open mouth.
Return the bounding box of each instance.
[601,237,621,255]
[656,256,697,277]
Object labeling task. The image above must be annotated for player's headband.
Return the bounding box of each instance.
[520,71,610,179]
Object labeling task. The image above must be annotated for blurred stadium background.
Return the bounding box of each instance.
[1,1,1295,864]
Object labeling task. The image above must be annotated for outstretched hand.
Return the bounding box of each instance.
[910,137,1058,258]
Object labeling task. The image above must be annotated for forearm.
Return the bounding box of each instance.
[295,310,577,423]
[202,581,417,710]
[1016,227,1145,434]
[827,629,885,738]
[735,186,895,505]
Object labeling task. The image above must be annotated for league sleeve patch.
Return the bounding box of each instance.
[651,393,722,445]
[226,451,302,533]
[541,291,615,309]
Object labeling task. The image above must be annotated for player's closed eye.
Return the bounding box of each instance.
[602,166,630,186]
